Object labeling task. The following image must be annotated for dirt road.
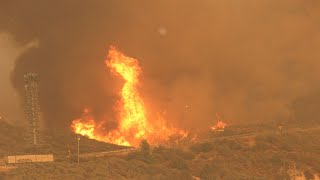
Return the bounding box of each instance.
[79,126,320,158]
[80,147,136,159]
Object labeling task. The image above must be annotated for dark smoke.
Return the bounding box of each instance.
[1,0,320,130]
[0,33,38,124]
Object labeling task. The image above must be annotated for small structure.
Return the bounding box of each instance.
[7,154,54,164]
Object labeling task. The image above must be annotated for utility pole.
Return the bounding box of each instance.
[282,151,288,179]
[77,135,80,165]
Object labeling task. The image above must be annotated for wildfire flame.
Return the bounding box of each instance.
[210,113,227,131]
[71,46,186,146]
[210,121,227,131]
[106,46,148,140]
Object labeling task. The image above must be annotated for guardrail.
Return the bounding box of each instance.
[7,154,54,164]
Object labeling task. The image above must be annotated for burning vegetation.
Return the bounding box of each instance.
[71,47,187,146]
[210,121,227,131]
[210,113,227,131]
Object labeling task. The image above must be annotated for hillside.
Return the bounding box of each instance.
[1,120,319,179]
[0,120,127,159]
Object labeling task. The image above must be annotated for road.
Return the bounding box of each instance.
[79,126,320,158]
[80,147,136,159]
[200,126,320,142]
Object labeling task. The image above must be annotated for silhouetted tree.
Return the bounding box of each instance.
[140,139,150,156]
[304,169,314,180]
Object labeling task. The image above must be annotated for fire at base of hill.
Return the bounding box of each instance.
[71,46,187,147]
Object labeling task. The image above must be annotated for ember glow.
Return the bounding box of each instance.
[210,121,227,131]
[71,46,186,146]
[210,113,227,131]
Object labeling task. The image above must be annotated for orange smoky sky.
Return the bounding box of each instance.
[0,0,320,129]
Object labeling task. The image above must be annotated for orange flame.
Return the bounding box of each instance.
[210,121,227,131]
[106,46,148,140]
[210,113,227,131]
[71,46,186,146]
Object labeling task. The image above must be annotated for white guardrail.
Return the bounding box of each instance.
[7,154,54,164]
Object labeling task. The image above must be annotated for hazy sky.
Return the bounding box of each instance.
[1,0,320,129]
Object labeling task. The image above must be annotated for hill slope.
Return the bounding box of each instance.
[0,120,127,158]
[1,120,320,179]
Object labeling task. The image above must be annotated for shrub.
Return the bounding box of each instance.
[140,139,151,156]
[199,163,222,179]
[153,145,165,154]
[169,156,189,170]
[127,151,154,164]
[303,169,314,180]
[271,154,282,165]
[254,137,269,151]
[190,142,213,153]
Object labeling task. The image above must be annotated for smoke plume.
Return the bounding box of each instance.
[1,0,320,130]
[0,32,38,124]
